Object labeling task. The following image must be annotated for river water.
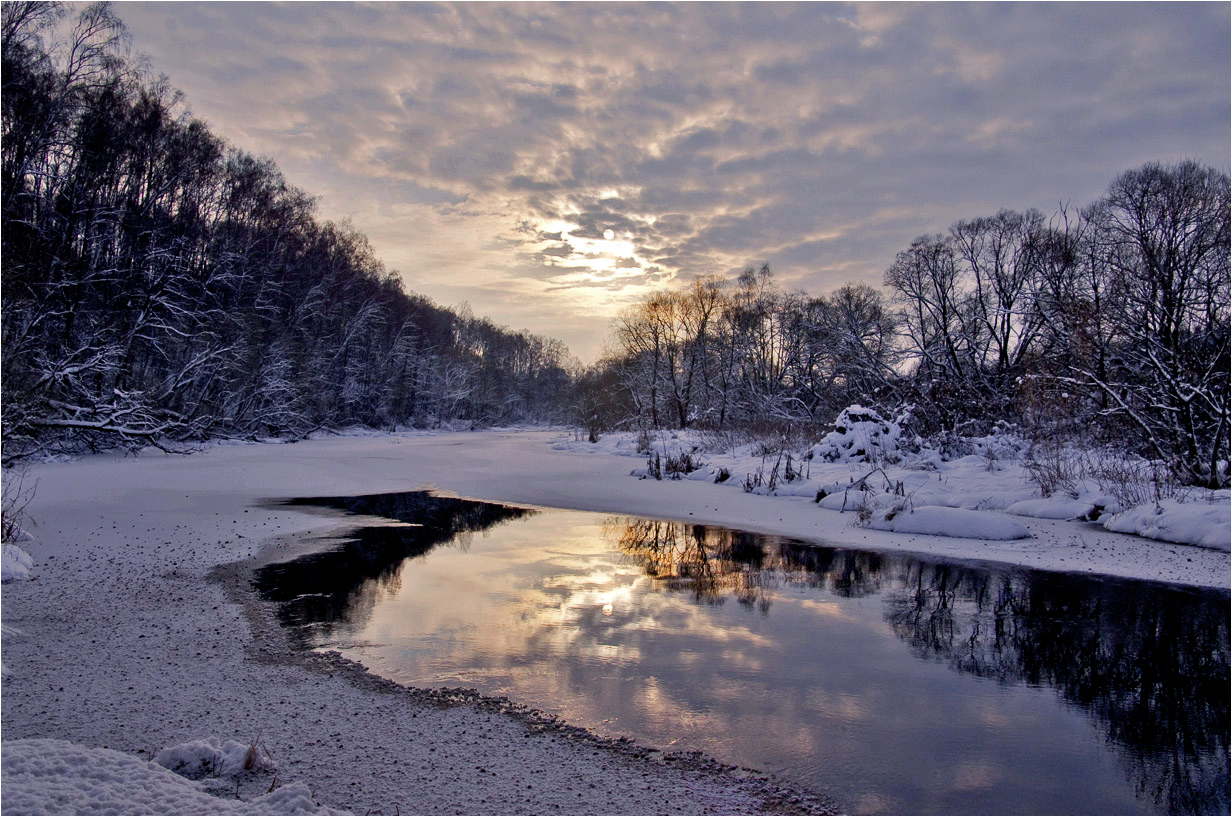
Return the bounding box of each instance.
[253,491,1229,815]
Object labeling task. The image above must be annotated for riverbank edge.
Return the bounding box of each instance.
[5,429,1223,815]
[211,522,839,816]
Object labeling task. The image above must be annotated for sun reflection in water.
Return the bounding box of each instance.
[258,496,1231,817]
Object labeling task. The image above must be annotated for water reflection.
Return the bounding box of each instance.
[254,493,532,642]
[836,553,1227,815]
[607,519,773,611]
[619,526,1229,815]
[256,492,1229,815]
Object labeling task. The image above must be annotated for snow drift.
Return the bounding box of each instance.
[1,739,329,816]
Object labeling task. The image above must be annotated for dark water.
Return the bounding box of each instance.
[253,491,1230,815]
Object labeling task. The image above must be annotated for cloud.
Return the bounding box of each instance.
[114,1,1230,361]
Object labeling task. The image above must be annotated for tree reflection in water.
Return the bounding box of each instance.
[610,519,1229,815]
[256,496,1228,815]
[873,559,1229,815]
[252,492,533,644]
[604,518,773,611]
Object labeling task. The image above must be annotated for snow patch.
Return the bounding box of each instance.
[2,543,34,582]
[1,739,330,815]
[817,487,872,511]
[154,736,273,780]
[1005,497,1102,520]
[1103,499,1231,552]
[869,506,1032,540]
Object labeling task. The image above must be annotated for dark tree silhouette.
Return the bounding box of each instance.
[1,2,576,462]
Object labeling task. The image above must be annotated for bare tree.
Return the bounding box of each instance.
[1078,162,1230,483]
[884,234,970,382]
[822,283,902,401]
[949,209,1048,382]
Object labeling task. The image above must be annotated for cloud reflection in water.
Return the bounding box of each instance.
[255,493,1229,816]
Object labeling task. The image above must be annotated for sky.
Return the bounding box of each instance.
[111,1,1230,363]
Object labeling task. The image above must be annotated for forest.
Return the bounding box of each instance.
[3,3,1229,489]
[588,163,1230,488]
[1,2,573,463]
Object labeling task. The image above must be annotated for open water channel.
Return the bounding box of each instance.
[253,491,1229,815]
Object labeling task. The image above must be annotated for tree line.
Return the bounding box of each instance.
[1,2,573,463]
[5,3,1227,488]
[590,162,1229,487]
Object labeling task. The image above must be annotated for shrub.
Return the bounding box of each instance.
[1023,440,1078,498]
[1,467,36,543]
[808,405,905,465]
[664,449,705,479]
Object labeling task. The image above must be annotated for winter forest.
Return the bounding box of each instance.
[3,2,1229,490]
[2,4,1229,815]
[2,3,574,460]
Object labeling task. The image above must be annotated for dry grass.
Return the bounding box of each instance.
[1,466,37,542]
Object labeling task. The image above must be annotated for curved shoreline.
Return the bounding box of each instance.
[1,434,843,815]
[2,430,1225,815]
[211,528,837,814]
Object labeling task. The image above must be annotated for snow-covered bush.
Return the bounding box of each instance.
[154,737,273,780]
[664,449,705,479]
[974,427,1029,461]
[807,406,906,465]
[928,429,975,461]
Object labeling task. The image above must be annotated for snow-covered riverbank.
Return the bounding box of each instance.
[2,429,1227,814]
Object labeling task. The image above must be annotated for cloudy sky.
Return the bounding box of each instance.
[112,2,1229,362]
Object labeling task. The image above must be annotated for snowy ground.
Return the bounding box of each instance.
[2,428,1228,814]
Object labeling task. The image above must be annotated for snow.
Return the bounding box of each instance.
[1005,497,1103,520]
[867,505,1031,540]
[806,405,905,464]
[1104,498,1232,552]
[2,543,34,582]
[2,739,330,815]
[154,736,273,779]
[2,428,1227,815]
